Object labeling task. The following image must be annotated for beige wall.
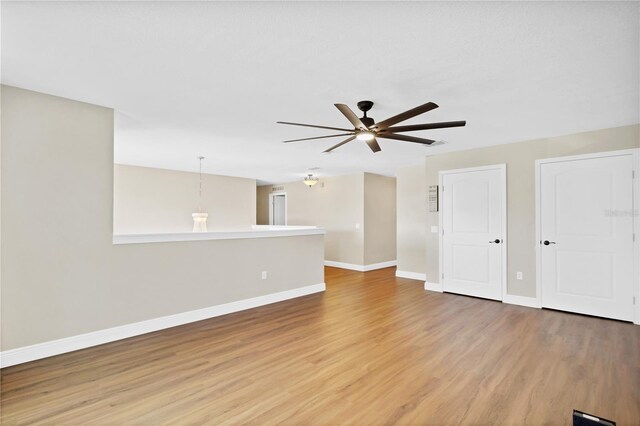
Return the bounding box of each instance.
[364,173,397,265]
[257,173,398,266]
[257,173,365,265]
[257,184,270,225]
[1,85,324,351]
[395,165,427,275]
[114,164,256,234]
[418,124,639,297]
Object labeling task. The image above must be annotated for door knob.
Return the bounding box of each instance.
[489,239,501,244]
[542,240,556,246]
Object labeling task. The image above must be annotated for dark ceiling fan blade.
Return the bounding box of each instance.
[377,133,436,145]
[374,102,439,129]
[365,137,382,153]
[334,104,369,130]
[283,133,354,143]
[277,121,353,132]
[323,135,356,153]
[384,120,466,133]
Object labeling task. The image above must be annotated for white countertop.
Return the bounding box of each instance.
[113,225,325,245]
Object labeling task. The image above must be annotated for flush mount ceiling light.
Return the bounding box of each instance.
[303,174,319,187]
[278,100,465,153]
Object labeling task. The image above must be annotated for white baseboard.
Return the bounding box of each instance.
[502,294,541,309]
[324,260,362,271]
[423,283,542,308]
[424,281,443,292]
[395,270,427,281]
[364,260,397,271]
[324,260,397,272]
[0,283,326,368]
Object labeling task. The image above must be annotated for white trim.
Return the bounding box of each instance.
[364,260,397,271]
[535,148,639,165]
[269,191,287,226]
[535,158,542,307]
[324,260,363,271]
[535,148,640,324]
[635,150,640,325]
[424,281,443,292]
[438,164,508,301]
[113,226,324,245]
[503,294,542,309]
[395,270,427,281]
[0,283,326,368]
[324,260,397,272]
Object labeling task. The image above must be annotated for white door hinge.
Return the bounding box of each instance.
[442,273,444,279]
[633,296,636,305]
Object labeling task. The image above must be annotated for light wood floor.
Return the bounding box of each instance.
[2,267,639,425]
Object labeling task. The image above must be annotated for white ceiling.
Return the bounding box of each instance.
[2,1,638,184]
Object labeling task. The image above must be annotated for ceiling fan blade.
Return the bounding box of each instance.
[283,133,354,143]
[365,137,382,153]
[323,135,356,153]
[384,120,466,133]
[334,104,369,130]
[277,121,353,132]
[374,102,439,129]
[377,133,436,145]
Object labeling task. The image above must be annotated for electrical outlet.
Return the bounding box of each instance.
[516,272,523,280]
[355,223,360,230]
[261,271,267,280]
[431,225,439,233]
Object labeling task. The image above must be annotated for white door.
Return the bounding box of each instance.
[441,166,506,300]
[271,194,286,226]
[539,154,635,321]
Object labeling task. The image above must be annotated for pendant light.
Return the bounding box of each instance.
[192,156,208,232]
[303,174,319,187]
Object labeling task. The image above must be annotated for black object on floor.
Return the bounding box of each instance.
[573,410,616,426]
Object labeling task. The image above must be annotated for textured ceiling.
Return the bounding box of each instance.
[2,1,638,184]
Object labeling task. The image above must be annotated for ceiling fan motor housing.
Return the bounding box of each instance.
[360,116,375,128]
[357,101,375,128]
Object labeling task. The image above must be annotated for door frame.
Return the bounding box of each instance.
[268,192,287,226]
[437,164,508,300]
[535,148,640,324]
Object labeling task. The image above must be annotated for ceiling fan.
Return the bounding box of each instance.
[278,100,466,153]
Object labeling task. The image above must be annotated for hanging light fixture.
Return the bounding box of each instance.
[303,174,319,187]
[192,156,208,232]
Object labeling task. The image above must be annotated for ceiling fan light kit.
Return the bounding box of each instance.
[356,131,375,142]
[278,100,466,153]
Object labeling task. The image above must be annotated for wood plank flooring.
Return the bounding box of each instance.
[2,266,639,425]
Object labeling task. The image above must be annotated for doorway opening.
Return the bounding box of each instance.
[269,192,287,226]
